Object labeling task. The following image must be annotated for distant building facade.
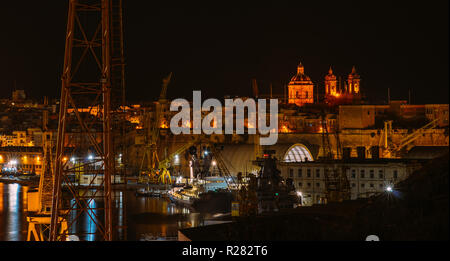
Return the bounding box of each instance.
[0,146,43,175]
[280,159,423,205]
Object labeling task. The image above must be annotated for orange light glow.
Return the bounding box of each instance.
[280,125,291,133]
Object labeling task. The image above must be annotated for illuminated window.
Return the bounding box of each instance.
[284,144,314,163]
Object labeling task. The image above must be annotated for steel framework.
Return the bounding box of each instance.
[50,0,121,241]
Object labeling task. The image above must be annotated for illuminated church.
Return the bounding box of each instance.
[288,62,361,106]
[288,62,314,107]
[325,65,361,98]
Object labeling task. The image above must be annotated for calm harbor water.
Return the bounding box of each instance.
[0,183,206,241]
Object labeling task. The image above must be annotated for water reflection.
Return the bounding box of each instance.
[0,184,205,241]
[0,183,27,241]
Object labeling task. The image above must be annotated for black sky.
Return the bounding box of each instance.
[0,1,448,104]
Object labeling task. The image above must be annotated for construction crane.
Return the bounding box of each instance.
[26,97,67,241]
[139,73,173,183]
[319,112,350,203]
[154,137,238,190]
[210,145,237,190]
[380,118,440,158]
[49,0,123,241]
[156,140,194,185]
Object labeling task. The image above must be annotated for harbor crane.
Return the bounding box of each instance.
[380,118,440,158]
[26,97,68,241]
[319,112,351,203]
[49,0,126,241]
[139,72,173,184]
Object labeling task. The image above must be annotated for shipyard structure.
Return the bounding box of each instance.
[121,63,448,206]
[1,62,448,207]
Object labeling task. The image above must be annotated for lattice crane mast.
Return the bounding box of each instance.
[139,73,173,183]
[210,145,237,191]
[320,112,350,203]
[26,97,68,241]
[380,118,440,158]
[49,0,122,241]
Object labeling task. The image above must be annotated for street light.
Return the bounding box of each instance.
[385,186,393,192]
[88,154,94,160]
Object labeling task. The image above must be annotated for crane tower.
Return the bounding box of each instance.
[49,0,125,241]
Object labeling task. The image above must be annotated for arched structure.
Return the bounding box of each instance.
[283,144,314,162]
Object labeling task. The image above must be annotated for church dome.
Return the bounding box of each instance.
[289,62,313,84]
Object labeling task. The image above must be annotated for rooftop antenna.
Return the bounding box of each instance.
[388,87,391,104]
[408,89,411,104]
[252,79,259,98]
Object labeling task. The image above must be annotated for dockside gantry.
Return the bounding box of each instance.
[48,0,125,241]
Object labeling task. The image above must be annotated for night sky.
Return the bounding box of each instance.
[0,1,448,104]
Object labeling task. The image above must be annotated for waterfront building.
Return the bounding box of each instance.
[279,156,424,205]
[0,146,43,175]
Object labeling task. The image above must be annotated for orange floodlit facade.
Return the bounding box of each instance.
[288,62,314,107]
[325,67,338,97]
[347,66,360,94]
[324,65,361,104]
